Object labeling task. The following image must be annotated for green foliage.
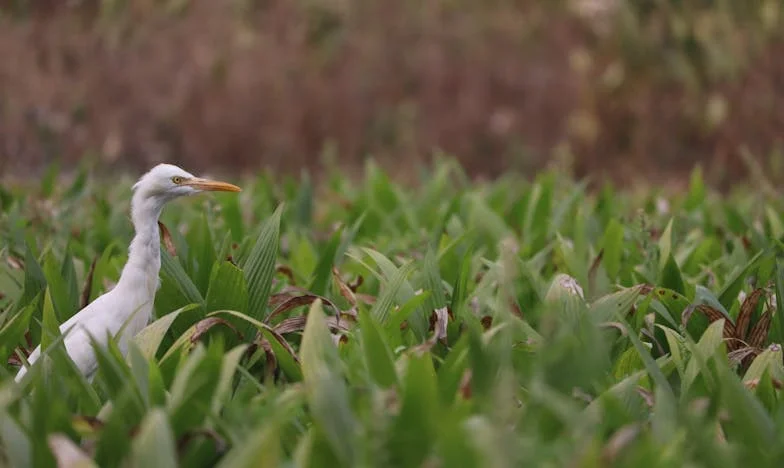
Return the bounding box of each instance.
[1,161,784,466]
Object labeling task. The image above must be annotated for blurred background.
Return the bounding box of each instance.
[1,0,783,188]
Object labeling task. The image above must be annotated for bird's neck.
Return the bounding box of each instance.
[117,192,165,291]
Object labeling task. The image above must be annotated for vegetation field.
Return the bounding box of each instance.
[2,160,784,467]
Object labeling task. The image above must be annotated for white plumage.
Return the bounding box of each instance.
[14,164,241,382]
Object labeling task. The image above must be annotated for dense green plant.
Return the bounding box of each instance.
[1,159,784,466]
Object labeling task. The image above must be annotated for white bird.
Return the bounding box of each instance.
[14,164,241,383]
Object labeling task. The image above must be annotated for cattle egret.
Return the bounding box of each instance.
[14,164,241,382]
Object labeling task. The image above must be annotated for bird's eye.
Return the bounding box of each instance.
[171,176,183,184]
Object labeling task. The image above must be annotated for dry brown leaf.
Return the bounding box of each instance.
[348,275,364,292]
[434,307,448,342]
[266,294,321,324]
[332,267,357,306]
[158,221,177,257]
[273,315,354,335]
[256,328,301,365]
[736,288,765,341]
[276,265,296,285]
[747,309,772,349]
[694,305,737,348]
[190,317,244,344]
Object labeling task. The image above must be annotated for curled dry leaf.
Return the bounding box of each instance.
[692,305,738,349]
[747,309,772,349]
[276,265,296,285]
[266,294,322,324]
[157,221,177,257]
[332,267,357,306]
[273,315,353,335]
[256,328,301,365]
[431,307,449,344]
[265,293,342,325]
[728,347,758,366]
[190,317,244,344]
[736,288,765,341]
[259,338,278,381]
[348,275,364,292]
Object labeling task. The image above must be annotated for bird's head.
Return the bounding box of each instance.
[132,164,241,202]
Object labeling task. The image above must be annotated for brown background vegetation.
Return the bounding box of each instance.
[1,0,783,187]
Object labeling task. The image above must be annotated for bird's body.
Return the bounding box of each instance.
[14,164,240,382]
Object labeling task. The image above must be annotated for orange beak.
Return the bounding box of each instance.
[184,177,242,192]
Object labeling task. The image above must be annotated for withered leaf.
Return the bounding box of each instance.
[190,317,244,344]
[348,275,364,292]
[694,305,737,347]
[276,265,296,285]
[158,221,177,257]
[273,315,353,335]
[736,288,765,341]
[747,309,772,350]
[332,267,357,306]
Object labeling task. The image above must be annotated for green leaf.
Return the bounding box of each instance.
[370,261,416,326]
[0,411,31,468]
[212,344,249,414]
[132,304,198,360]
[205,261,250,338]
[41,288,60,351]
[160,248,205,307]
[300,300,356,465]
[659,254,685,296]
[128,409,178,468]
[242,203,283,322]
[658,218,674,271]
[17,242,47,312]
[358,309,398,388]
[682,319,726,394]
[216,423,281,468]
[308,225,343,296]
[423,249,447,313]
[387,352,439,467]
[717,248,767,311]
[601,218,624,280]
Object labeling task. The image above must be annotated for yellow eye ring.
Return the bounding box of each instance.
[171,176,184,184]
